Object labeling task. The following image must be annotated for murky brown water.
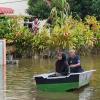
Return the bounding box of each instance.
[5,55,100,100]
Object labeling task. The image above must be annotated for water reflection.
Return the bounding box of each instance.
[34,86,93,100]
[0,65,6,100]
[79,87,93,100]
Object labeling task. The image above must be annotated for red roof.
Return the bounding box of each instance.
[0,7,14,14]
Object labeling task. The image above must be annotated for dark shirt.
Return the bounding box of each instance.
[68,55,80,66]
[56,60,68,75]
[67,56,83,73]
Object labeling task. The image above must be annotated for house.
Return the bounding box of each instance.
[0,0,28,15]
[0,7,14,15]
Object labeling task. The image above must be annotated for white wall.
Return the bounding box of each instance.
[0,0,28,15]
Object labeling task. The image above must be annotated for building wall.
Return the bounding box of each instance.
[0,0,28,15]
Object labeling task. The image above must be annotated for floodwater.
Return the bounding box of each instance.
[2,55,100,100]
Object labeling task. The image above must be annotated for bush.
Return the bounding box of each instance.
[48,16,94,52]
[1,15,100,56]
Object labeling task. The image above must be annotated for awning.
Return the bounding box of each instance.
[0,7,14,14]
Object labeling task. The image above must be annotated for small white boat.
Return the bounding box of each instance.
[34,70,96,92]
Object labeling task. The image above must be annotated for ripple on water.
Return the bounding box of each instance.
[6,57,100,100]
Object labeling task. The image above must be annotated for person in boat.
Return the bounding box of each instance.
[67,50,84,73]
[55,52,69,76]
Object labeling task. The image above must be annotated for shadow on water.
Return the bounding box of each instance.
[5,55,100,100]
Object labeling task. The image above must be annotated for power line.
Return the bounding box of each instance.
[0,0,28,4]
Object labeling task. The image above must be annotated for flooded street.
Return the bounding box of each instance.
[5,55,100,100]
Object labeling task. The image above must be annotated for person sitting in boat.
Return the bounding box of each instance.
[67,50,84,73]
[55,52,69,76]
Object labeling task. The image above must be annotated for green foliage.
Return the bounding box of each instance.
[13,27,33,56]
[27,0,100,19]
[49,16,94,51]
[92,0,100,19]
[67,0,100,19]
[95,33,100,47]
[1,15,100,56]
[27,0,70,19]
[27,0,51,19]
[68,0,93,19]
[85,16,100,48]
[0,16,13,38]
[32,29,49,53]
[0,16,21,39]
[1,16,33,56]
[51,0,70,15]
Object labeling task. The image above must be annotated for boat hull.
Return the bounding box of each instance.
[34,70,95,92]
[36,82,79,92]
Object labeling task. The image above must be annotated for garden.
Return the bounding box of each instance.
[0,0,100,58]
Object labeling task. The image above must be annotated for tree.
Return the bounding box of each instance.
[27,0,51,19]
[27,0,100,20]
[0,16,12,38]
[27,0,69,19]
[68,0,93,19]
[0,16,21,39]
[92,0,100,19]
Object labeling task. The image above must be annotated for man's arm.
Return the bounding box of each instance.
[69,63,80,67]
[69,56,81,67]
